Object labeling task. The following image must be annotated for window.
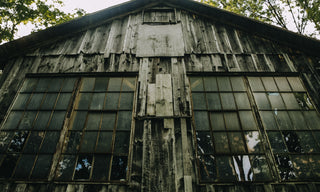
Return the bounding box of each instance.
[0,75,136,182]
[190,75,320,183]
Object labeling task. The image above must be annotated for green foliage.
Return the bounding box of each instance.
[0,0,85,43]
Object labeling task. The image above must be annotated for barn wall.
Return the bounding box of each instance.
[0,7,320,192]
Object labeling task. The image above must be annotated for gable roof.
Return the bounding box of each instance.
[1,0,320,68]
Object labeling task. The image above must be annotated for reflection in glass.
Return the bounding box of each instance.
[274,77,291,91]
[248,77,264,91]
[282,93,300,109]
[292,155,312,179]
[267,132,287,153]
[81,78,95,91]
[212,132,229,153]
[216,156,236,181]
[275,111,292,130]
[250,155,272,181]
[233,155,252,181]
[77,93,92,110]
[110,156,128,180]
[229,132,246,153]
[198,155,216,181]
[0,132,13,152]
[282,131,301,153]
[74,155,93,180]
[274,155,296,181]
[196,132,214,154]
[7,131,29,152]
[245,132,263,153]
[230,77,246,91]
[294,93,314,110]
[55,155,76,180]
[90,93,105,110]
[288,111,306,130]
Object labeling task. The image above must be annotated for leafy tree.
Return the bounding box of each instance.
[0,0,85,43]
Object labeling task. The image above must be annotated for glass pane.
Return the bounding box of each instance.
[296,132,320,153]
[71,111,87,131]
[282,131,301,153]
[268,92,285,109]
[23,131,45,153]
[27,93,44,110]
[294,93,314,110]
[239,111,257,130]
[261,77,278,92]
[287,77,305,91]
[275,111,292,130]
[80,132,98,153]
[229,132,246,153]
[122,78,136,91]
[35,78,50,92]
[204,77,218,91]
[234,93,251,110]
[30,154,52,179]
[33,111,52,130]
[212,132,229,153]
[244,131,263,153]
[196,131,214,154]
[303,111,320,130]
[292,155,312,179]
[13,154,36,178]
[41,93,58,109]
[47,78,63,92]
[12,93,31,110]
[108,78,122,91]
[192,93,207,110]
[288,111,307,130]
[198,155,216,181]
[190,77,204,91]
[77,93,92,110]
[20,78,38,92]
[233,155,252,181]
[86,113,101,131]
[210,113,225,131]
[0,132,13,152]
[55,155,76,180]
[250,155,272,181]
[101,113,116,131]
[110,156,127,180]
[248,77,264,91]
[0,154,19,178]
[61,78,77,92]
[119,93,134,110]
[217,77,232,91]
[274,155,295,180]
[260,111,278,130]
[96,132,113,153]
[267,132,287,153]
[7,131,29,153]
[81,78,95,92]
[282,93,300,109]
[216,156,236,181]
[2,111,23,130]
[194,111,210,131]
[55,93,72,110]
[40,132,60,153]
[65,132,82,153]
[206,93,221,110]
[104,93,120,110]
[253,93,271,110]
[230,77,246,91]
[74,155,93,180]
[116,111,132,131]
[47,111,66,130]
[89,93,105,110]
[275,77,291,91]
[18,111,37,130]
[114,132,130,154]
[310,155,320,179]
[220,93,236,110]
[92,155,111,180]
[94,77,109,91]
[224,112,240,131]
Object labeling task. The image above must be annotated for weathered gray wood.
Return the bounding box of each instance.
[138,58,149,117]
[147,83,156,116]
[156,74,173,117]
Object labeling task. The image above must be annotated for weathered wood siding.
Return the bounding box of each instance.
[0,6,320,192]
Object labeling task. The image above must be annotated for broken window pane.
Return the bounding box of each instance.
[55,155,76,180]
[7,131,29,153]
[229,132,246,153]
[194,111,210,131]
[92,155,111,180]
[233,155,252,181]
[239,111,257,130]
[204,77,218,91]
[30,154,52,179]
[245,132,263,153]
[294,93,314,110]
[212,132,229,153]
[114,132,130,154]
[282,131,301,153]
[287,77,305,92]
[310,155,320,179]
[198,155,216,181]
[74,155,93,180]
[274,155,295,181]
[110,156,127,180]
[282,93,300,110]
[220,93,236,110]
[296,132,320,153]
[13,154,36,178]
[190,77,204,91]
[210,113,225,131]
[250,155,272,181]
[206,93,221,110]
[217,77,232,91]
[196,131,214,154]
[224,112,240,130]
[267,132,287,153]
[192,93,207,110]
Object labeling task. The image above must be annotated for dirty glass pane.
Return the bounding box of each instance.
[192,93,207,110]
[204,77,218,91]
[274,77,291,91]
[239,111,257,130]
[303,111,320,130]
[282,93,300,109]
[80,132,98,153]
[55,93,72,110]
[250,155,272,181]
[119,93,134,110]
[7,131,29,152]
[207,93,221,110]
[217,77,232,91]
[287,77,305,92]
[94,77,109,92]
[74,155,93,180]
[117,111,132,131]
[267,132,287,153]
[27,93,44,110]
[216,156,236,181]
[291,155,312,179]
[92,155,111,180]
[212,132,229,153]
[86,113,101,131]
[196,131,214,154]
[220,93,236,110]
[41,93,58,109]
[122,78,136,91]
[47,78,63,92]
[18,111,37,130]
[296,132,320,153]
[101,113,116,131]
[210,113,225,131]
[108,78,122,91]
[224,112,240,130]
[288,111,307,130]
[198,155,216,181]
[61,78,77,92]
[47,111,66,130]
[40,132,60,153]
[248,77,264,91]
[275,111,292,130]
[31,154,52,179]
[310,155,320,179]
[274,154,295,180]
[55,155,76,180]
[0,154,19,178]
[12,93,31,110]
[268,92,285,109]
[20,78,38,92]
[190,77,204,91]
[0,132,13,152]
[71,111,87,131]
[89,93,105,110]
[110,156,128,180]
[35,78,50,92]
[294,93,314,110]
[233,155,252,181]
[260,111,278,130]
[194,111,210,131]
[253,93,271,110]
[65,132,82,153]
[229,132,246,153]
[33,111,52,130]
[230,77,246,91]
[77,93,92,110]
[104,93,120,110]
[234,93,251,110]
[244,132,263,153]
[2,111,23,130]
[262,77,278,92]
[96,132,113,153]
[23,132,45,153]
[282,131,301,153]
[114,132,130,154]
[13,154,36,178]
[81,78,95,92]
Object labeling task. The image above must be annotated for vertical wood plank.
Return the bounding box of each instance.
[138,58,149,117]
[147,84,156,116]
[156,74,173,117]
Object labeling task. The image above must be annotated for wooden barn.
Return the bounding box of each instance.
[0,0,320,191]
